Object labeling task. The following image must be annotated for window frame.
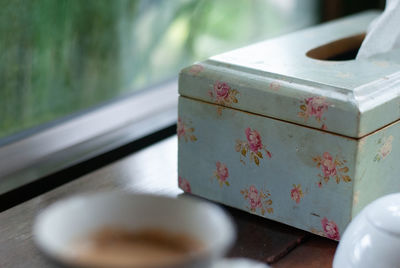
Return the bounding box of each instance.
[0,79,178,196]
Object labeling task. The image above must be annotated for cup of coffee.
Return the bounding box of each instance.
[33,192,235,268]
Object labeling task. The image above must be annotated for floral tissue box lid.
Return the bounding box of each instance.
[179,11,400,138]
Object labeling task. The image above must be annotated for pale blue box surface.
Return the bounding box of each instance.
[177,11,400,240]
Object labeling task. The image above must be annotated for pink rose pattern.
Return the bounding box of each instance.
[374,135,393,162]
[245,128,263,152]
[321,217,340,240]
[214,81,230,100]
[188,64,204,75]
[178,176,191,193]
[235,128,271,166]
[290,184,304,204]
[177,117,197,142]
[213,161,230,187]
[241,185,273,215]
[321,152,337,177]
[313,152,351,187]
[269,81,281,91]
[298,96,329,130]
[208,81,239,115]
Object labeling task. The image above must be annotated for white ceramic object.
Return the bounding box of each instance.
[333,193,400,268]
[212,258,271,268]
[33,192,235,268]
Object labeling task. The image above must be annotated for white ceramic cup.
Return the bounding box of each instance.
[333,193,400,268]
[33,192,236,268]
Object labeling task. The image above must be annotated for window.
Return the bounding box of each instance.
[0,0,320,142]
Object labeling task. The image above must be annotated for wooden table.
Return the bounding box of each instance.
[0,136,337,267]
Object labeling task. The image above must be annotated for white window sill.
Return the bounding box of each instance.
[0,79,178,195]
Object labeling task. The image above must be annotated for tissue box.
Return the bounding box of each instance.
[177,11,400,240]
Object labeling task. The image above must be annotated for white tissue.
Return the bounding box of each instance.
[357,0,400,59]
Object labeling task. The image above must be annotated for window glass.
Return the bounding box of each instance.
[0,0,318,143]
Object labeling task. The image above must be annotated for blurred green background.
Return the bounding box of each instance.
[0,0,383,143]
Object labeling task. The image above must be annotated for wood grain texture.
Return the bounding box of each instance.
[0,136,336,267]
[226,207,308,264]
[274,236,338,268]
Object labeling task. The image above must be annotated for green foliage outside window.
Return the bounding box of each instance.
[0,0,317,142]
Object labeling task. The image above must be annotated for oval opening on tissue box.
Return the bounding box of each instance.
[306,33,365,61]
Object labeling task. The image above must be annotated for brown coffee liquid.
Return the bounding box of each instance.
[65,228,204,268]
